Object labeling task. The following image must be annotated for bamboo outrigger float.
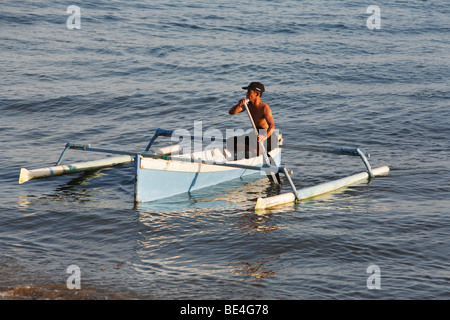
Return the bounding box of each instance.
[19,155,134,185]
[18,128,389,210]
[255,166,390,210]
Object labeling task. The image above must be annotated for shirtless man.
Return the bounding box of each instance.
[229,82,275,143]
[228,82,277,156]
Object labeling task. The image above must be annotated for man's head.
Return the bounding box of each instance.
[242,82,265,97]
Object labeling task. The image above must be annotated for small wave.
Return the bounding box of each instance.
[167,22,203,31]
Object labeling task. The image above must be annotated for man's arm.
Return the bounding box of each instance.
[229,99,246,114]
[262,105,275,140]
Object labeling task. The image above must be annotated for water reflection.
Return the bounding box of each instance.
[234,211,279,233]
[135,188,285,282]
[230,256,280,280]
[17,195,35,211]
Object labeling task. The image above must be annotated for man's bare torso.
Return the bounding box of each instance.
[247,101,270,130]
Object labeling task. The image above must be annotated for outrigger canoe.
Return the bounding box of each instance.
[18,128,389,209]
[19,129,283,203]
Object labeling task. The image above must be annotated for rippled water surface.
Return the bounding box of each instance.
[1,0,449,300]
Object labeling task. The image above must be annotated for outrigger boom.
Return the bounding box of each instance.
[18,128,389,209]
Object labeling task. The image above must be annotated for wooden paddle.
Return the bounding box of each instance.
[243,99,281,185]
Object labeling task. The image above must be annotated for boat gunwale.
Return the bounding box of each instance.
[139,147,282,173]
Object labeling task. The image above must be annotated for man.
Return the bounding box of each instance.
[228,82,276,156]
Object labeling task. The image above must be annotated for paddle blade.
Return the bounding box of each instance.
[264,168,281,184]
[264,154,281,184]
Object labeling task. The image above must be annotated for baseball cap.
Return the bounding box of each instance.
[242,82,265,94]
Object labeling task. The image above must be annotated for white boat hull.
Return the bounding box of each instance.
[134,147,282,203]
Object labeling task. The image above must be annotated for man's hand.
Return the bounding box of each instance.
[257,134,266,142]
[238,99,247,107]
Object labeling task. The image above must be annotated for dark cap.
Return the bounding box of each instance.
[242,82,265,94]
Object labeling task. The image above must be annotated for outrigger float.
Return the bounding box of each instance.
[18,127,389,210]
